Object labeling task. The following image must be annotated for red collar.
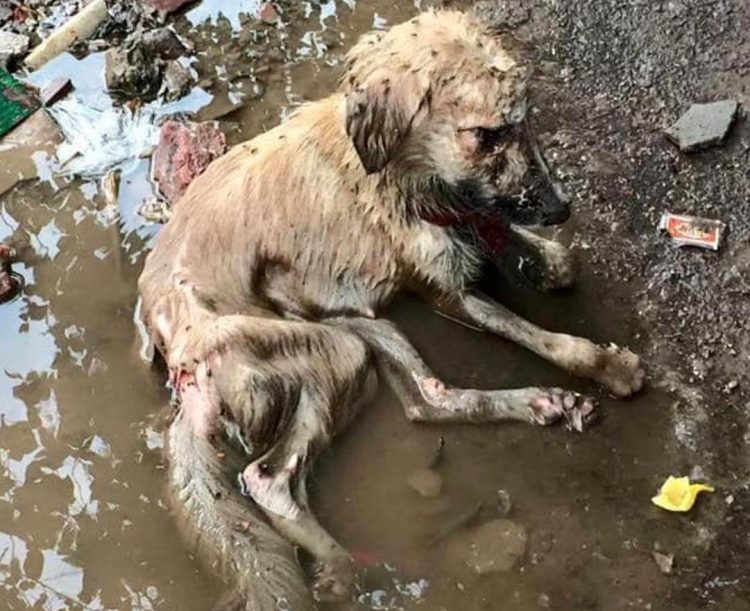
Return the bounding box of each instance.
[419,210,508,257]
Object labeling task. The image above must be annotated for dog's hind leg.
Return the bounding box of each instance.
[202,325,376,604]
[331,317,596,430]
[240,404,358,604]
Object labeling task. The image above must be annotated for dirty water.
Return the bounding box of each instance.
[0,1,712,610]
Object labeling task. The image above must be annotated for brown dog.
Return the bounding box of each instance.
[137,10,644,610]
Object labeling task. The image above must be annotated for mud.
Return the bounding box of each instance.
[1,0,748,610]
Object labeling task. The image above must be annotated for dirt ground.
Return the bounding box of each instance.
[2,0,750,609]
[469,0,750,605]
[463,0,750,606]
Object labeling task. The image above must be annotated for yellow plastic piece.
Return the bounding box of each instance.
[651,475,714,512]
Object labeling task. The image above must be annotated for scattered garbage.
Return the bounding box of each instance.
[651,475,714,512]
[447,518,528,575]
[151,119,226,204]
[0,244,23,304]
[49,97,162,177]
[659,212,725,251]
[651,550,674,575]
[25,0,108,70]
[665,100,739,152]
[0,68,40,138]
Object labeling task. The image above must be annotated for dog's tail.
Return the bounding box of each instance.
[167,408,316,611]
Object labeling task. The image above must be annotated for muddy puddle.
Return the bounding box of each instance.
[0,1,714,609]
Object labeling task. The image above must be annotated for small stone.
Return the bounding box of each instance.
[162,60,193,101]
[0,31,29,59]
[651,550,674,575]
[408,468,443,498]
[141,27,189,60]
[259,2,279,24]
[665,100,739,152]
[138,197,172,224]
[141,0,194,12]
[497,489,513,517]
[101,170,121,206]
[450,519,528,574]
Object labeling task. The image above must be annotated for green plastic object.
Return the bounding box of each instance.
[0,68,40,139]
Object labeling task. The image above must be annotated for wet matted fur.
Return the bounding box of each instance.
[137,10,644,610]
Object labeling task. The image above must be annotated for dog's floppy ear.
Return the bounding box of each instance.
[345,75,430,174]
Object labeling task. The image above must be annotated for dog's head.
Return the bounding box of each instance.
[342,10,568,226]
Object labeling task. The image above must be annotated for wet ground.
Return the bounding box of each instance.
[1,0,748,609]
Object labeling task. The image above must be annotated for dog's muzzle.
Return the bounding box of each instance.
[499,121,570,227]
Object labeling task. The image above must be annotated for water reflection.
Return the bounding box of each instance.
[0,531,87,610]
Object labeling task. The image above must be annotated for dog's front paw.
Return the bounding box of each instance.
[526,240,578,291]
[312,555,357,604]
[531,389,597,432]
[594,345,645,398]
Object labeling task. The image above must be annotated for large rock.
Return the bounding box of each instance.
[665,100,739,152]
[151,120,226,204]
[105,45,162,100]
[105,28,189,102]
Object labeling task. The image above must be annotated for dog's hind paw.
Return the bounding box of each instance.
[594,345,645,398]
[312,555,357,604]
[531,389,597,432]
